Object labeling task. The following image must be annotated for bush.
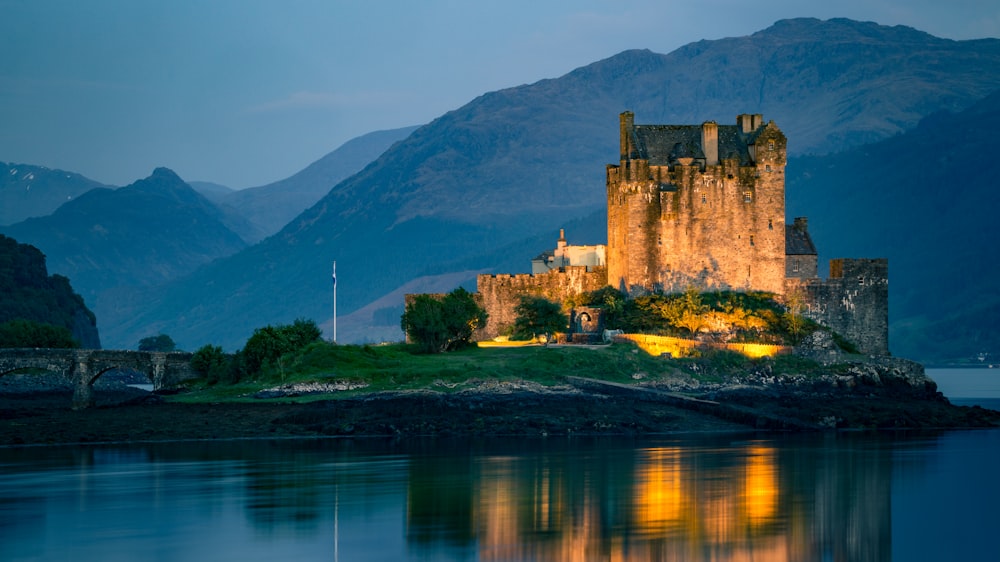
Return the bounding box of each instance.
[401,288,487,353]
[0,319,79,348]
[191,344,232,384]
[138,334,177,352]
[240,318,323,378]
[512,296,567,342]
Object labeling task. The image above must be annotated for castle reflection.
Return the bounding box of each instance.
[406,437,891,561]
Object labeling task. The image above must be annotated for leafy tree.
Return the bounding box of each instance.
[190,344,232,384]
[0,319,79,348]
[581,286,627,329]
[401,287,487,353]
[782,288,807,345]
[241,318,323,376]
[138,334,177,352]
[512,296,567,343]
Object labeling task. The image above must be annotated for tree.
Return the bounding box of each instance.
[138,334,177,352]
[0,319,79,348]
[583,286,627,329]
[241,318,322,376]
[190,344,231,384]
[782,287,808,345]
[401,287,487,353]
[512,296,567,343]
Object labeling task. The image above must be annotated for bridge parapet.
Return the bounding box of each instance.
[0,348,198,409]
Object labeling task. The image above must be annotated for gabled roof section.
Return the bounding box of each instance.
[632,124,755,166]
[786,221,818,255]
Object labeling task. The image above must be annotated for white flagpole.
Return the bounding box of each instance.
[332,261,337,343]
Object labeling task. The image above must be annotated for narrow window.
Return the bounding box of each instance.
[859,276,865,286]
[749,235,755,246]
[768,219,773,230]
[744,191,752,203]
[702,194,707,204]
[765,164,772,172]
[768,140,775,151]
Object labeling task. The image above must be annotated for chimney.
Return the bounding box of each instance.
[737,113,765,133]
[620,111,635,160]
[701,121,718,166]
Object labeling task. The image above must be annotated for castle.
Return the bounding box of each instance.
[473,112,889,354]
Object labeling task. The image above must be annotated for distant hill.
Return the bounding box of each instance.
[0,234,100,348]
[0,168,248,348]
[0,162,109,225]
[188,181,235,202]
[786,90,1000,363]
[222,126,419,241]
[99,18,1000,352]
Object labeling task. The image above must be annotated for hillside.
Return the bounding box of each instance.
[0,234,100,348]
[786,91,1000,363]
[100,18,1000,352]
[0,168,247,348]
[221,126,419,241]
[0,162,109,225]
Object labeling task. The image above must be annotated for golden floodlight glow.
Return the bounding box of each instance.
[634,448,684,532]
[617,334,789,359]
[743,445,778,525]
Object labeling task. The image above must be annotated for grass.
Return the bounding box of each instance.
[172,341,695,403]
[170,340,834,404]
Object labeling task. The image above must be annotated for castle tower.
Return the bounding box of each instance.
[606,112,787,295]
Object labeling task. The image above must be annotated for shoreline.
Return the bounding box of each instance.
[3,381,998,447]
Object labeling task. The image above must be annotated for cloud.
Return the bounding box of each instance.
[248,90,410,113]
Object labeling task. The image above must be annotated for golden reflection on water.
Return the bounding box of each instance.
[471,444,792,561]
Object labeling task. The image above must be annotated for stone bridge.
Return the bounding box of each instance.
[0,348,197,409]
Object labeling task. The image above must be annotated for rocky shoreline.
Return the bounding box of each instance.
[2,356,998,446]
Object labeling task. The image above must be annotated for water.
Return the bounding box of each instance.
[0,370,996,561]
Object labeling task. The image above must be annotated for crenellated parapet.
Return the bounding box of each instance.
[785,258,889,355]
[476,266,608,340]
[607,112,787,296]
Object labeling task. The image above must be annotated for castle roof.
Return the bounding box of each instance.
[631,124,757,166]
[786,221,818,256]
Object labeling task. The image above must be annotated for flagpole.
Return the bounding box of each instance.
[332,261,337,343]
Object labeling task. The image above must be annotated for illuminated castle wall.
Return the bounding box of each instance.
[607,112,787,295]
[468,112,888,354]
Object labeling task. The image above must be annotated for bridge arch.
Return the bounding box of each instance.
[0,349,198,409]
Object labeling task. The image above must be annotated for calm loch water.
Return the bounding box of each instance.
[1,369,997,561]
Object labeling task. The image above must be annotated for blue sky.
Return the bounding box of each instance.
[1,0,998,188]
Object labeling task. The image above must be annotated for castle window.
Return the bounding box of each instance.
[765,164,772,172]
[768,219,773,230]
[701,194,707,204]
[859,276,865,286]
[768,140,775,151]
[749,235,755,246]
[743,191,753,203]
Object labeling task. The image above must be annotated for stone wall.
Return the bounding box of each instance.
[606,114,787,295]
[476,266,608,340]
[787,258,889,355]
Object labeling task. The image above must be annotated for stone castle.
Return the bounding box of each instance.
[473,112,889,354]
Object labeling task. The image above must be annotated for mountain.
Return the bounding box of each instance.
[0,234,100,348]
[188,181,235,202]
[0,168,248,348]
[786,90,1000,363]
[1,162,109,225]
[221,126,419,241]
[101,18,1000,352]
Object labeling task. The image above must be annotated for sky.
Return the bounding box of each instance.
[2,0,998,189]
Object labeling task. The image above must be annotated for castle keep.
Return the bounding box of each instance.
[608,112,787,294]
[470,112,889,354]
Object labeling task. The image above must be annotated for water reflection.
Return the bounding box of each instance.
[1,431,997,561]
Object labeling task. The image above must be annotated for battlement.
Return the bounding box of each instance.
[476,267,607,340]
